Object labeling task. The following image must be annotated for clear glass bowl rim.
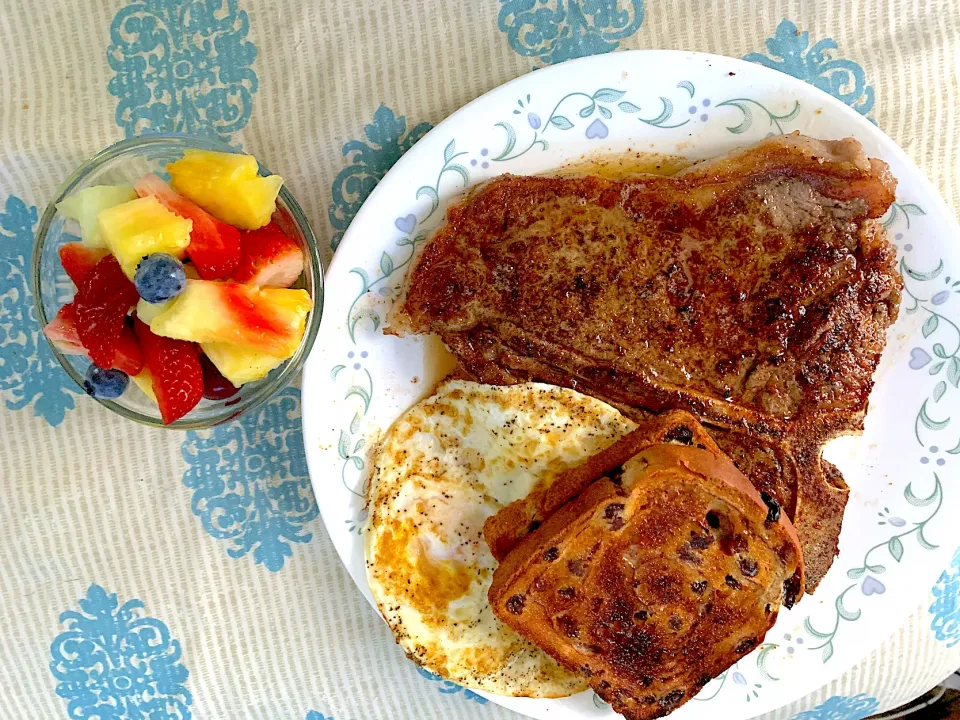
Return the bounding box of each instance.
[31,133,325,429]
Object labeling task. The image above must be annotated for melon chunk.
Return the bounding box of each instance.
[56,184,138,247]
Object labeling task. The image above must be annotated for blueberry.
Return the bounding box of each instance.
[135,253,187,303]
[83,365,129,399]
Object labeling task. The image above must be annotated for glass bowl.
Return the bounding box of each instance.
[32,134,324,429]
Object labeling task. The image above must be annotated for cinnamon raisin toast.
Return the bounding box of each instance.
[483,410,838,594]
[488,444,804,719]
[485,409,720,561]
[612,405,846,594]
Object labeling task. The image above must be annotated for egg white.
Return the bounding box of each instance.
[364,380,636,697]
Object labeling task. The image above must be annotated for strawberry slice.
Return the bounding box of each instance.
[44,303,144,375]
[43,304,87,355]
[135,173,240,280]
[59,242,109,285]
[134,318,204,424]
[232,223,304,288]
[73,255,140,368]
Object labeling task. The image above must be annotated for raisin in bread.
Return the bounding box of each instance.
[484,410,721,562]
[488,444,804,720]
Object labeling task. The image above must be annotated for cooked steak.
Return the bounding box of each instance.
[488,441,804,720]
[391,133,901,590]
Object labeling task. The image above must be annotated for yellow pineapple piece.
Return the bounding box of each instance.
[201,342,288,386]
[56,184,138,248]
[135,297,170,325]
[98,196,192,279]
[175,149,258,179]
[131,368,158,404]
[142,279,311,356]
[167,149,283,230]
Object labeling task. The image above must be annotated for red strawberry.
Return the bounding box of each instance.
[232,223,304,288]
[135,173,240,279]
[73,255,140,368]
[59,242,109,285]
[43,304,86,355]
[199,353,238,400]
[134,318,204,424]
[44,303,144,375]
[108,323,145,375]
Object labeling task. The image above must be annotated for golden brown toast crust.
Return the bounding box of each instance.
[489,445,804,720]
[621,406,847,594]
[484,410,720,562]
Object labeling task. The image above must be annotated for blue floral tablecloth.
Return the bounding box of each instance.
[2,2,959,719]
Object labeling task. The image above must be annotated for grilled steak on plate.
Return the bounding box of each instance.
[391,133,902,591]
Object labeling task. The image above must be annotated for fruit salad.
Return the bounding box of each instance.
[45,150,312,425]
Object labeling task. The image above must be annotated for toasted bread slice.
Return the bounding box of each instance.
[485,395,839,593]
[484,410,720,562]
[488,444,804,720]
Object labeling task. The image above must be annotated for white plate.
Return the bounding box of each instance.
[302,50,960,719]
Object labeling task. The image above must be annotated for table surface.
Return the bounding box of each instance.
[2,2,959,719]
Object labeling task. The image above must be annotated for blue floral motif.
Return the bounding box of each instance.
[305,713,334,720]
[498,0,644,66]
[744,19,874,119]
[49,584,192,719]
[107,0,259,142]
[328,104,432,251]
[181,386,317,571]
[0,195,81,426]
[930,544,960,646]
[793,694,880,720]
[415,666,488,705]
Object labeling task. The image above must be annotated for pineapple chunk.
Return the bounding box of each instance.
[143,279,311,355]
[98,196,193,279]
[56,184,138,247]
[131,368,158,404]
[167,149,283,230]
[135,297,170,325]
[176,149,259,180]
[201,342,288,385]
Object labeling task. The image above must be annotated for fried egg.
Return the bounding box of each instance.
[364,380,636,697]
